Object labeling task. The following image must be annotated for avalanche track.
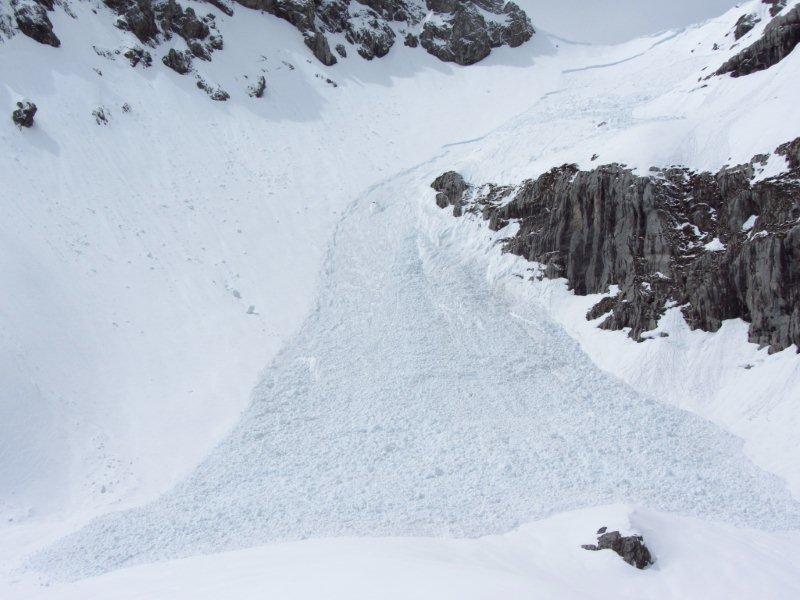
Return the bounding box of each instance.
[32,164,800,581]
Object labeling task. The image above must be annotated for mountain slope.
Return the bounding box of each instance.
[2,0,800,598]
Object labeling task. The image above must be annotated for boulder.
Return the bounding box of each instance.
[12,0,59,47]
[304,31,337,66]
[11,101,37,127]
[248,75,267,98]
[124,46,153,68]
[582,527,653,570]
[733,13,760,40]
[162,48,193,74]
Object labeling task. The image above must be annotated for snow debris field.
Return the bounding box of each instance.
[31,168,800,579]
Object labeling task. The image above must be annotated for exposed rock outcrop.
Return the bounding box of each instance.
[233,0,532,66]
[11,100,37,127]
[432,171,467,214]
[764,0,788,18]
[104,0,222,61]
[124,46,153,67]
[12,0,60,47]
[582,527,653,570]
[717,3,800,76]
[162,47,193,73]
[419,0,533,65]
[247,74,266,97]
[733,13,760,40]
[433,140,800,353]
[304,30,336,66]
[1,0,534,67]
[196,77,230,100]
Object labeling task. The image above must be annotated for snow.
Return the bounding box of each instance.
[741,214,757,231]
[703,237,726,251]
[9,505,800,600]
[0,0,561,523]
[2,0,800,597]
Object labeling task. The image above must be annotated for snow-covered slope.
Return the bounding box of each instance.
[0,1,558,522]
[2,0,800,597]
[12,506,800,600]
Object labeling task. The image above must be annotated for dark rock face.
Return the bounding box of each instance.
[12,0,60,47]
[11,100,37,127]
[304,31,337,66]
[234,0,532,66]
[419,0,533,65]
[733,13,760,40]
[432,171,468,215]
[104,0,222,61]
[777,137,800,169]
[764,0,788,18]
[162,48,193,74]
[717,4,800,76]
[105,0,159,43]
[433,140,800,353]
[3,0,533,67]
[247,74,267,97]
[582,528,653,570]
[124,46,153,67]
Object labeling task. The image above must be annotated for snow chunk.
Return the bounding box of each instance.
[704,237,726,252]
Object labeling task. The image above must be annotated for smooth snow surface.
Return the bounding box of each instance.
[30,166,800,579]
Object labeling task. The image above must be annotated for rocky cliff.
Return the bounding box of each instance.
[0,0,534,67]
[717,1,800,76]
[433,140,800,353]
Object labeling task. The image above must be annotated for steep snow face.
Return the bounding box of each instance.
[0,1,557,523]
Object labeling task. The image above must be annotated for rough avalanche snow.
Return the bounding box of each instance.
[28,166,800,580]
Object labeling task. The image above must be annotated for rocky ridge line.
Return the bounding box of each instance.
[0,0,534,67]
[432,140,800,353]
[717,1,800,76]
